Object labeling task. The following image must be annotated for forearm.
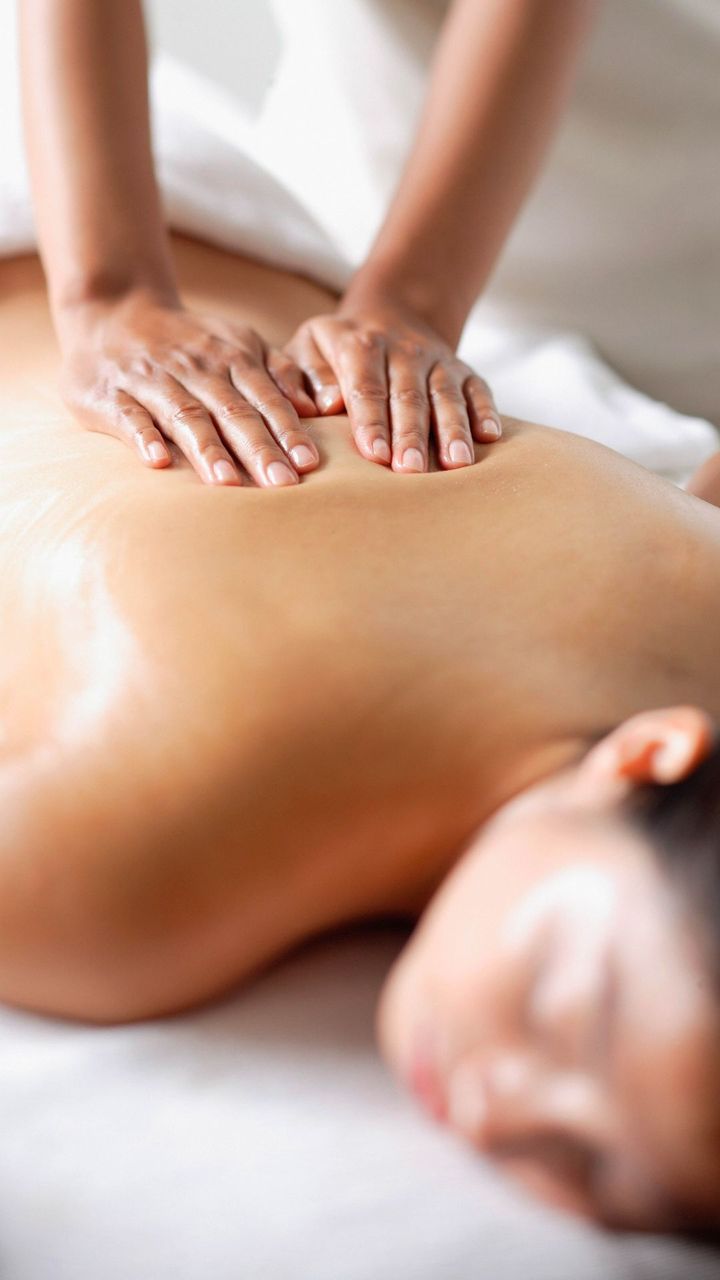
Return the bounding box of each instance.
[348,0,598,345]
[19,0,178,331]
[687,451,720,509]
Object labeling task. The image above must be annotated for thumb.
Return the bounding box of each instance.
[286,326,344,415]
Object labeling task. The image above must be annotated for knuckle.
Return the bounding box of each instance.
[166,350,197,376]
[393,429,426,449]
[255,393,292,416]
[114,402,142,424]
[230,357,253,380]
[215,399,257,422]
[244,440,282,466]
[200,332,226,354]
[322,316,348,337]
[395,337,424,360]
[347,384,387,405]
[169,402,208,428]
[128,356,156,379]
[193,354,226,377]
[430,383,464,407]
[343,328,381,356]
[298,321,322,347]
[466,374,492,397]
[389,386,428,410]
[428,368,453,392]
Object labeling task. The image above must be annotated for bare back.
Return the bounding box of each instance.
[2,237,720,1020]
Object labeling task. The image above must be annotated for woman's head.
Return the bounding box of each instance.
[378,706,720,1230]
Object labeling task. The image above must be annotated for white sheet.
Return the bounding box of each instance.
[1,928,719,1280]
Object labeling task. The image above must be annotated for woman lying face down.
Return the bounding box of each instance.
[379,708,720,1230]
[3,245,720,1236]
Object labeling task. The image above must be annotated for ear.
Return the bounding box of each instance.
[582,706,714,788]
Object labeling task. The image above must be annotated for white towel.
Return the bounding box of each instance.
[259,0,720,427]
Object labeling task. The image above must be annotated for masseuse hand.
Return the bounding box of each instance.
[59,291,320,487]
[285,294,502,472]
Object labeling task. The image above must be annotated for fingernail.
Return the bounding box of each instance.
[147,441,168,463]
[448,440,473,465]
[213,459,239,484]
[447,1066,488,1139]
[372,438,391,463]
[401,447,424,472]
[318,386,341,412]
[290,444,317,469]
[481,418,502,439]
[267,461,297,487]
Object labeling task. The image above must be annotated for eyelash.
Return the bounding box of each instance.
[495,1130,610,1200]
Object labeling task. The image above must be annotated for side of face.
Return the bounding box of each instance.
[377,707,720,1229]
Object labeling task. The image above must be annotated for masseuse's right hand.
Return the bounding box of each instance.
[58,291,320,486]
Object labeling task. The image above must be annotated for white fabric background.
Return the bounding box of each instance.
[250,0,720,425]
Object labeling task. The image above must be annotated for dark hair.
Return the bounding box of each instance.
[623,743,720,989]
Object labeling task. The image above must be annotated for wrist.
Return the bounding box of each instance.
[342,260,473,348]
[52,263,180,322]
[54,276,181,349]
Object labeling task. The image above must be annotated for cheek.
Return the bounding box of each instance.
[376,943,418,1072]
[377,909,522,1107]
[377,826,566,1088]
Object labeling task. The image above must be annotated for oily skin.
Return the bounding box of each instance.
[378,711,720,1229]
[3,243,720,1015]
[3,245,720,1228]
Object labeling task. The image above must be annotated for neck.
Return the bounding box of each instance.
[350,734,592,922]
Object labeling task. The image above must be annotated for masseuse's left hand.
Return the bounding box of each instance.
[285,296,502,473]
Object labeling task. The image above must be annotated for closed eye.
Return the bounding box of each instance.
[490,1130,610,1205]
[523,932,619,1079]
